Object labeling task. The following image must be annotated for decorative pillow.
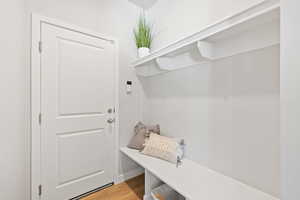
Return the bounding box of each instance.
[141,133,179,164]
[128,122,160,150]
[127,128,147,150]
[134,121,147,135]
[145,124,160,137]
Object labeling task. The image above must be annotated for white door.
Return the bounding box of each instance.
[40,22,116,200]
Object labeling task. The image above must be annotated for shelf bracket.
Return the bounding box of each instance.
[155,42,212,71]
[197,41,215,60]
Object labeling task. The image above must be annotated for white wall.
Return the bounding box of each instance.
[0,0,27,199]
[1,0,143,199]
[147,0,266,50]
[142,0,280,197]
[281,0,300,199]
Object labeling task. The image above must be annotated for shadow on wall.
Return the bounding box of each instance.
[140,45,279,98]
[139,45,280,197]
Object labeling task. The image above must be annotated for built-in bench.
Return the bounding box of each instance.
[121,147,279,200]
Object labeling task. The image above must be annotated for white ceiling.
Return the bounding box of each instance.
[128,0,158,9]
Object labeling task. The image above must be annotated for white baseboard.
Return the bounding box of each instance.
[115,167,144,184]
[143,194,152,200]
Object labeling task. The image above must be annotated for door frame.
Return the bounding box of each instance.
[31,14,120,200]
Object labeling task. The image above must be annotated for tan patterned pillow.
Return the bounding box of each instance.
[141,133,179,163]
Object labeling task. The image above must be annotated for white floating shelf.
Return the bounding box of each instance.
[133,0,280,77]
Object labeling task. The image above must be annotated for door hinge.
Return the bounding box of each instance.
[39,41,42,53]
[38,113,42,125]
[38,185,42,196]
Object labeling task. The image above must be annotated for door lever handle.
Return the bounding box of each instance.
[107,118,115,124]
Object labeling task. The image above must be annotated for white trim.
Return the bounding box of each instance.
[113,36,120,185]
[116,167,145,184]
[31,14,42,200]
[143,194,152,200]
[31,13,119,200]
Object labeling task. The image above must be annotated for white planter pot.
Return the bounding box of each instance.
[138,47,150,58]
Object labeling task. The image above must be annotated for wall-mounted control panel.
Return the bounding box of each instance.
[126,81,132,94]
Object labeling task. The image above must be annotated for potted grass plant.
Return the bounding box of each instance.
[134,14,153,58]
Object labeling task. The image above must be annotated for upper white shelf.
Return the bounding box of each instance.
[133,0,280,77]
[121,147,279,200]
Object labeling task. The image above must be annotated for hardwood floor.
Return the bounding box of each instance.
[81,175,145,200]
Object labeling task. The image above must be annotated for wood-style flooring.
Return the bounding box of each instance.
[81,174,145,200]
